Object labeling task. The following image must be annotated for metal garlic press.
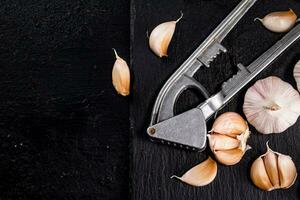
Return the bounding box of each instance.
[147,0,300,151]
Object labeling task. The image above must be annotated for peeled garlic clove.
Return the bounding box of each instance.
[243,76,300,134]
[214,147,250,166]
[112,49,130,96]
[251,157,274,191]
[255,9,297,33]
[207,134,240,151]
[149,12,183,57]
[277,154,297,188]
[171,157,217,187]
[211,112,248,136]
[263,145,280,188]
[294,60,300,91]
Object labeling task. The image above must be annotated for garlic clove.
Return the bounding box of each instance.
[250,142,297,191]
[208,112,250,165]
[112,49,130,96]
[255,9,297,33]
[293,60,300,91]
[214,148,247,166]
[171,157,217,187]
[277,153,297,188]
[250,157,274,191]
[263,145,280,188]
[243,76,300,134]
[149,12,183,57]
[211,112,248,136]
[207,134,240,151]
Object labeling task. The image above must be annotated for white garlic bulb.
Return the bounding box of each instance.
[208,112,251,165]
[294,60,300,91]
[149,12,183,57]
[250,142,297,191]
[243,76,300,134]
[255,9,297,33]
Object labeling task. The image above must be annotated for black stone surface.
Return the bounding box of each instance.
[131,0,300,200]
[0,0,129,199]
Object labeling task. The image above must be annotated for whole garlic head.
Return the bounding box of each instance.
[294,60,300,91]
[243,76,300,134]
[250,142,297,191]
[208,112,251,166]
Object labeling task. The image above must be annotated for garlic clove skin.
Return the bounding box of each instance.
[250,157,274,191]
[243,76,300,134]
[149,13,183,57]
[112,49,130,96]
[208,134,240,151]
[277,154,297,188]
[255,9,297,33]
[236,128,250,151]
[293,60,300,91]
[211,112,248,136]
[171,157,217,187]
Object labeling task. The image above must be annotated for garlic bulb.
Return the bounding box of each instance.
[250,142,297,191]
[294,60,300,91]
[112,49,130,96]
[171,157,217,187]
[208,112,251,165]
[255,9,297,33]
[243,76,300,134]
[149,12,183,57]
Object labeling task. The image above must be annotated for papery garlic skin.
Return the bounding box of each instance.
[112,49,130,96]
[250,143,297,191]
[243,76,300,134]
[255,9,297,33]
[171,157,217,187]
[294,60,300,91]
[149,13,183,57]
[208,112,251,166]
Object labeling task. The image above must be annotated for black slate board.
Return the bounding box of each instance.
[131,0,300,199]
[0,1,129,199]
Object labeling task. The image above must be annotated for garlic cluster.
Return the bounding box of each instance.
[243,76,300,134]
[149,12,183,57]
[255,9,297,33]
[208,112,251,165]
[294,60,300,91]
[250,142,297,191]
[171,157,217,187]
[112,49,130,96]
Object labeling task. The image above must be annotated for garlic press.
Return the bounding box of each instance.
[147,0,300,151]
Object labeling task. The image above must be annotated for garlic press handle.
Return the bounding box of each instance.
[156,73,210,123]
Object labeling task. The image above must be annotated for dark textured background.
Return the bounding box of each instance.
[131,0,300,200]
[0,0,129,199]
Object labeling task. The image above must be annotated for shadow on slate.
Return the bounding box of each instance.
[131,0,300,200]
[0,0,129,199]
